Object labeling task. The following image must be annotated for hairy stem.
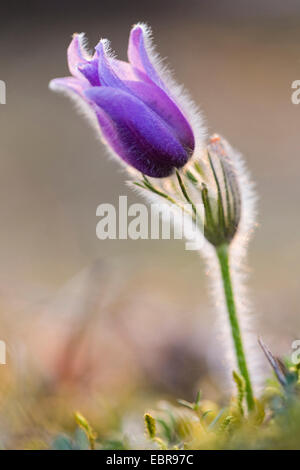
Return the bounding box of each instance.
[216,243,254,411]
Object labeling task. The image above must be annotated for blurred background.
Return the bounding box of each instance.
[0,0,300,448]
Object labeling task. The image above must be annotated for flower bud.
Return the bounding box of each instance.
[200,135,241,246]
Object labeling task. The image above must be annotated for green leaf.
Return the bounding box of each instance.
[144,413,156,439]
[233,370,245,416]
[74,412,97,450]
[51,434,74,450]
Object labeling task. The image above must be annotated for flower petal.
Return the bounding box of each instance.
[128,24,164,88]
[67,33,91,78]
[96,40,127,89]
[85,87,189,176]
[96,38,152,86]
[68,34,100,86]
[49,76,89,98]
[109,58,150,83]
[94,40,194,150]
[122,80,194,151]
[77,57,100,86]
[49,77,100,133]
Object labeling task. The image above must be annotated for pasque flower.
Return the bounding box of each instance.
[50,24,257,412]
[50,24,201,177]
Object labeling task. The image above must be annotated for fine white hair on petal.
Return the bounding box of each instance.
[99,37,118,60]
[49,80,99,133]
[49,78,134,174]
[74,32,93,60]
[131,22,207,164]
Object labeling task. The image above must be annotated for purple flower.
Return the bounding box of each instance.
[50,24,200,177]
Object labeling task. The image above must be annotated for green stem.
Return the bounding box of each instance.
[216,243,255,412]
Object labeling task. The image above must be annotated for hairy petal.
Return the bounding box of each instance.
[95,108,174,177]
[49,76,90,98]
[85,87,189,176]
[94,107,136,161]
[122,80,194,151]
[96,40,127,89]
[78,54,100,86]
[109,58,151,83]
[96,40,152,86]
[49,76,101,135]
[128,24,164,88]
[95,41,194,150]
[67,33,92,78]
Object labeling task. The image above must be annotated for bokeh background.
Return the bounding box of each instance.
[0,0,300,448]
